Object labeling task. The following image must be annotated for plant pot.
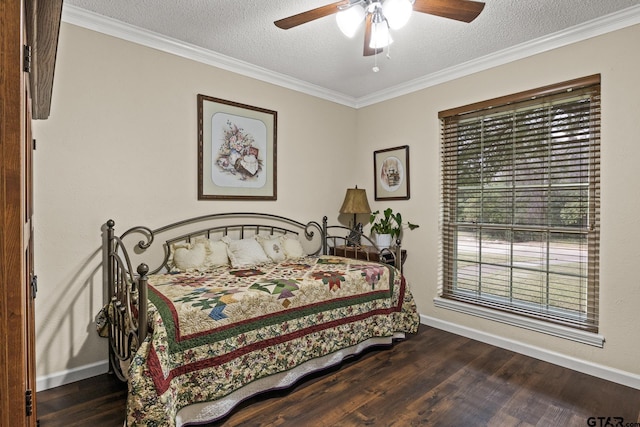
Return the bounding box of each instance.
[375,233,393,249]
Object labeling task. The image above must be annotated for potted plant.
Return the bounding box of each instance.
[369,208,419,248]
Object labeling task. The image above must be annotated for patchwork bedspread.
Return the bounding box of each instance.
[126,255,419,426]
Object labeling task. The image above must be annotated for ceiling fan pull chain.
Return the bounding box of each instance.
[373,49,379,72]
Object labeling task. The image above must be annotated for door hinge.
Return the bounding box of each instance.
[30,275,38,300]
[23,45,32,73]
[25,389,33,416]
[33,139,37,150]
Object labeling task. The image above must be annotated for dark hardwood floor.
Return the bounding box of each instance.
[37,325,640,426]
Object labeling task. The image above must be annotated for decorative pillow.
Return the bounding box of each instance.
[222,236,270,268]
[281,236,306,259]
[169,242,207,272]
[256,235,286,263]
[194,237,229,269]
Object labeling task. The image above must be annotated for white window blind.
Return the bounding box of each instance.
[439,75,601,332]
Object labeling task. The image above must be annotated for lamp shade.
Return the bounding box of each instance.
[336,5,365,38]
[382,0,413,30]
[340,187,371,214]
[369,20,393,49]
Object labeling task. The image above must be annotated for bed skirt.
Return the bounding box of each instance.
[175,333,404,425]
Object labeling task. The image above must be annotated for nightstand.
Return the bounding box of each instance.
[330,245,407,272]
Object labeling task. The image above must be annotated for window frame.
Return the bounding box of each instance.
[437,75,602,346]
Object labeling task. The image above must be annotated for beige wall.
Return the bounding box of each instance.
[358,24,640,378]
[32,23,358,381]
[34,21,640,387]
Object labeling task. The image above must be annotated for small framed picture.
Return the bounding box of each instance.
[198,94,277,200]
[373,145,410,200]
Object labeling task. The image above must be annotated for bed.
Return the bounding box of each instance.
[101,213,419,426]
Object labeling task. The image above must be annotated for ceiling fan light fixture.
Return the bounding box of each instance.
[369,19,393,49]
[336,4,366,38]
[382,0,413,30]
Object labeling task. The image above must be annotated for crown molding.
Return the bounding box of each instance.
[61,4,358,108]
[356,4,640,107]
[62,4,640,109]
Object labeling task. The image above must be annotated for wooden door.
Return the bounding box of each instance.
[1,0,60,423]
[0,1,37,425]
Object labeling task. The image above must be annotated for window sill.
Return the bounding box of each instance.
[433,296,605,347]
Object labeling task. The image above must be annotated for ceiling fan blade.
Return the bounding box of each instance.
[274,1,349,29]
[413,0,485,23]
[363,14,383,57]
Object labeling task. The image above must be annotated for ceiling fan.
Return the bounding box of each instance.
[275,0,485,57]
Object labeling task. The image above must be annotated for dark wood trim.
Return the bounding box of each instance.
[27,0,63,120]
[438,74,601,118]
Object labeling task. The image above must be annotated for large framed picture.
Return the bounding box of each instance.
[373,145,410,200]
[198,94,277,200]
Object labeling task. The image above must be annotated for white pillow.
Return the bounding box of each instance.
[170,242,206,272]
[257,235,286,263]
[195,237,229,268]
[222,236,270,268]
[282,236,306,259]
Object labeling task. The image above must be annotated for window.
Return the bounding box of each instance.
[438,75,601,340]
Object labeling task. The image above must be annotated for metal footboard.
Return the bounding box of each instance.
[105,220,148,380]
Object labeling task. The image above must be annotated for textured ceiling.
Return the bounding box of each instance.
[63,0,640,106]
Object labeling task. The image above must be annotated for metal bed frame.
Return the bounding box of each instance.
[103,212,403,380]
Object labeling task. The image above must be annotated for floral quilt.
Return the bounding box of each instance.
[126,255,419,426]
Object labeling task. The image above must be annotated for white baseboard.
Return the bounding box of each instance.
[421,314,640,390]
[36,359,109,392]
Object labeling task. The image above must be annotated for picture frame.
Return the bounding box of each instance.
[373,145,410,200]
[198,94,277,200]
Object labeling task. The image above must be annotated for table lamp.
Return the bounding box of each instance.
[339,186,371,246]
